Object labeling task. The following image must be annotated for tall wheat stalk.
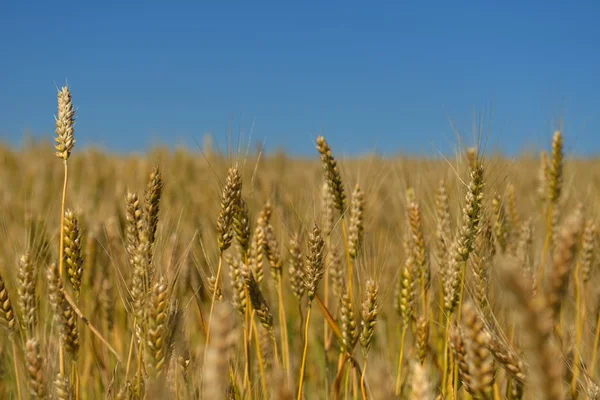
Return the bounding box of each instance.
[297,224,325,400]
[395,235,415,395]
[54,85,76,383]
[539,131,563,281]
[359,279,378,399]
[206,166,242,347]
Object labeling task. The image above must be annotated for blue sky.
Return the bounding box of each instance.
[1,1,599,157]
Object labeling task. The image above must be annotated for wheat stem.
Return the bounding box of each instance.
[59,162,68,278]
[539,203,554,281]
[571,262,584,397]
[441,318,452,398]
[73,360,80,400]
[136,341,143,396]
[251,317,267,398]
[11,338,22,400]
[456,259,468,320]
[243,288,252,397]
[297,306,312,400]
[125,324,136,379]
[360,359,367,400]
[58,161,68,377]
[591,312,600,378]
[59,287,121,361]
[341,219,353,306]
[315,294,343,341]
[394,326,408,395]
[205,255,223,346]
[272,334,281,369]
[277,275,291,376]
[324,236,332,393]
[344,366,351,399]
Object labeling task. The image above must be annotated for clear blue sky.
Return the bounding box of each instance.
[1,1,599,156]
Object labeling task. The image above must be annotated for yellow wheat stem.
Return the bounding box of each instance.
[243,291,252,398]
[277,275,291,377]
[539,203,554,281]
[11,338,22,400]
[297,306,312,400]
[571,262,584,397]
[457,260,468,320]
[332,354,349,399]
[136,341,143,396]
[242,254,252,395]
[324,236,332,392]
[205,255,223,346]
[315,294,343,340]
[59,161,68,377]
[438,281,446,361]
[59,287,121,361]
[344,366,351,399]
[421,276,428,323]
[341,219,354,305]
[591,312,600,378]
[58,162,68,278]
[70,363,74,399]
[125,326,136,379]
[493,381,502,400]
[394,326,408,395]
[72,360,80,400]
[452,352,460,400]
[441,317,452,398]
[335,352,345,393]
[352,367,359,400]
[360,359,368,400]
[251,316,267,399]
[272,335,281,368]
[228,364,237,399]
[175,365,180,400]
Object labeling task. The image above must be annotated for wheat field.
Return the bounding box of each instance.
[0,87,599,399]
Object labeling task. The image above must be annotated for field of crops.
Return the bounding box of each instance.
[0,86,599,399]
